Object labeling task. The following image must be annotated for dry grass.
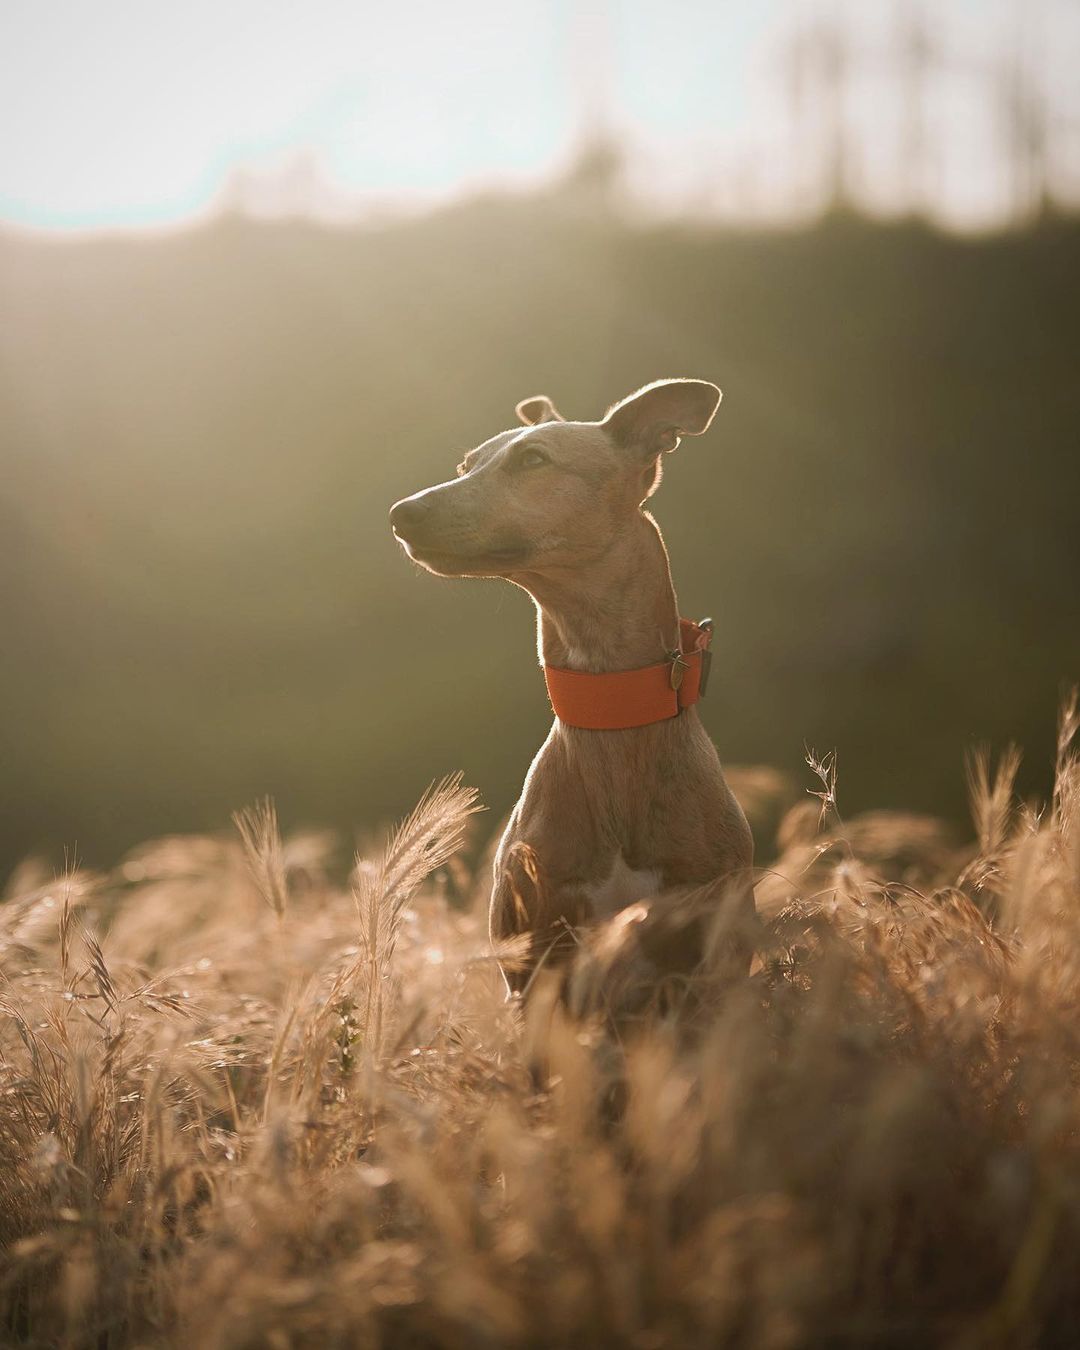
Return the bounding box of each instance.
[2,706,1080,1348]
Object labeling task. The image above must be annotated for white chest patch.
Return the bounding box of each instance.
[582,854,663,920]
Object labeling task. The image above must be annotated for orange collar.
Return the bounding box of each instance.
[544,617,713,730]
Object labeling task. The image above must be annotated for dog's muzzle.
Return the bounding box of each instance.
[389,493,431,545]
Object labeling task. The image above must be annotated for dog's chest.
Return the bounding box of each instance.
[582,853,663,920]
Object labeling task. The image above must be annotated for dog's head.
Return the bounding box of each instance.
[389,378,721,579]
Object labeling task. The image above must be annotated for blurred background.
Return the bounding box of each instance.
[1,0,1078,879]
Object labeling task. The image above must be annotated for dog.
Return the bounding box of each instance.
[390,379,755,1001]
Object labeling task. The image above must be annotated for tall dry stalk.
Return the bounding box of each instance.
[232,796,288,919]
[351,772,481,1060]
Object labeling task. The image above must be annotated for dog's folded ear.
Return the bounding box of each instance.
[515,395,565,427]
[602,378,722,456]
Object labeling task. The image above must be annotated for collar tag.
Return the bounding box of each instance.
[669,652,688,691]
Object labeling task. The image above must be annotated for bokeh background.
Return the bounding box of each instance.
[2,0,1078,880]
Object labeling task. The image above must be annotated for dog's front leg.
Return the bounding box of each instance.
[490,842,594,996]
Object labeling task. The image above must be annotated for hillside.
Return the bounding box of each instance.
[1,201,1078,874]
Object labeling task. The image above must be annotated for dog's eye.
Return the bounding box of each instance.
[518,447,549,470]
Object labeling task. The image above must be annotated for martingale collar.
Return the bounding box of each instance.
[544,617,714,731]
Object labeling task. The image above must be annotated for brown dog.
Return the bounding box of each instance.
[390,379,754,998]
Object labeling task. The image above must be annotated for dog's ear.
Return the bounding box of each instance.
[515,395,565,427]
[603,379,721,457]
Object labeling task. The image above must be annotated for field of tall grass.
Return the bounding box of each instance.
[2,695,1079,1347]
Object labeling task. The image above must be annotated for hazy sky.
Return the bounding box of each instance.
[1,0,1077,231]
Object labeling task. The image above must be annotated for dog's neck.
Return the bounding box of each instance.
[522,512,680,675]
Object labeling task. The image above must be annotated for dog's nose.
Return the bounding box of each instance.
[389,494,430,536]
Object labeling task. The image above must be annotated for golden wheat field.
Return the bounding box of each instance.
[2,694,1079,1349]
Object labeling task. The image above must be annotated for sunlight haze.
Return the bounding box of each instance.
[3,0,1077,231]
